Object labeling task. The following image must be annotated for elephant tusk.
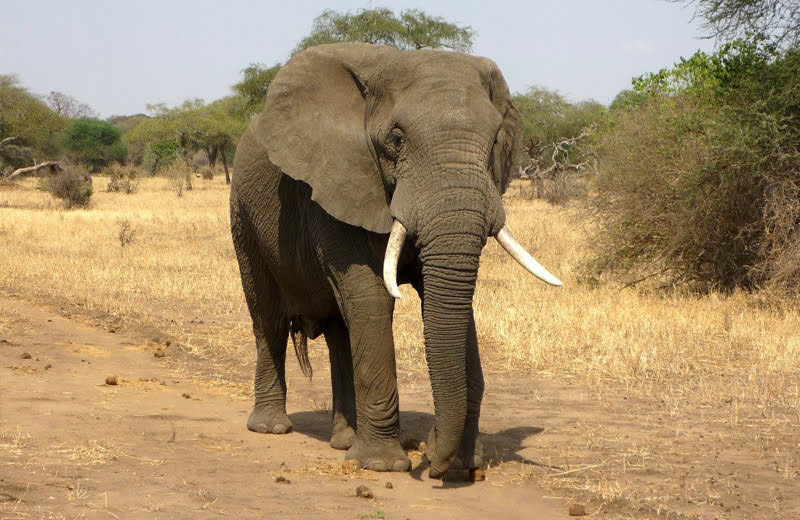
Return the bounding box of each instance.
[495,226,563,286]
[383,220,407,299]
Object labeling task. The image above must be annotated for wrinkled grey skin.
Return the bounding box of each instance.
[230,43,522,478]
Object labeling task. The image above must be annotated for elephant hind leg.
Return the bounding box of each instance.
[231,203,292,434]
[324,317,356,450]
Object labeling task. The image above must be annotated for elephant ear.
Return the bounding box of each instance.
[253,44,394,234]
[476,58,523,195]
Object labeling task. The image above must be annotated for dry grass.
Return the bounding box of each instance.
[2,174,799,517]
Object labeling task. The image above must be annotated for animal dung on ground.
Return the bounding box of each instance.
[153,350,165,358]
[355,485,374,499]
[21,352,32,359]
[105,375,118,385]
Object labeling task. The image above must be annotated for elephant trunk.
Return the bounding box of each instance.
[420,252,479,478]
[415,192,487,478]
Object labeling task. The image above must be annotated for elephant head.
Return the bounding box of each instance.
[253,43,560,477]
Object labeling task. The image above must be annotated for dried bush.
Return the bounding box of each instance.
[162,162,193,197]
[106,164,139,194]
[591,40,800,293]
[40,166,93,209]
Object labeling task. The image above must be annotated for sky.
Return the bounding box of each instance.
[1,1,717,118]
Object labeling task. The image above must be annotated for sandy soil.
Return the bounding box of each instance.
[0,295,571,519]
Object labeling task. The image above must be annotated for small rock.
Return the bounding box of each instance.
[469,468,486,482]
[355,485,373,499]
[274,476,290,484]
[44,364,52,370]
[21,352,32,359]
[385,482,393,489]
[165,340,171,347]
[153,350,165,358]
[105,375,118,386]
[181,393,191,399]
[569,503,586,516]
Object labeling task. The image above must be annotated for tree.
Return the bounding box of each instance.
[46,91,98,119]
[62,118,127,171]
[0,75,67,157]
[680,0,800,49]
[124,97,247,183]
[293,8,474,54]
[513,88,602,166]
[232,63,281,118]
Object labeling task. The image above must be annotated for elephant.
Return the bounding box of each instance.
[229,43,562,479]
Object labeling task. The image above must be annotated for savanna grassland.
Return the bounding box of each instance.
[1,174,799,519]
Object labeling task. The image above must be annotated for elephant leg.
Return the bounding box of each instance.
[334,271,410,472]
[248,313,291,434]
[231,213,292,434]
[324,317,357,450]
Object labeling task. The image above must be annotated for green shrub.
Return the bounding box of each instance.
[62,118,127,172]
[41,166,93,208]
[591,39,800,293]
[143,140,180,174]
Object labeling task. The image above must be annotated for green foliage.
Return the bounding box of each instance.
[608,89,648,112]
[592,38,800,292]
[0,74,68,156]
[40,166,93,209]
[0,144,35,170]
[62,118,127,172]
[514,87,605,147]
[232,63,281,117]
[143,140,180,174]
[293,8,474,54]
[126,97,246,178]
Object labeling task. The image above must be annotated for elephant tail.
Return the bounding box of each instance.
[290,324,312,379]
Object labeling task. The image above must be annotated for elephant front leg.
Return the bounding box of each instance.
[335,275,410,472]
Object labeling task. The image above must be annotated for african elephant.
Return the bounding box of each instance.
[230,43,561,478]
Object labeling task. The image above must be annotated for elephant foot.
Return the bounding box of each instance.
[345,438,411,472]
[424,428,484,477]
[330,422,356,450]
[247,406,292,434]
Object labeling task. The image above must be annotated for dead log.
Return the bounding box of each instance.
[4,161,63,181]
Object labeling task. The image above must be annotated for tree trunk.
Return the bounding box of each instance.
[221,149,230,184]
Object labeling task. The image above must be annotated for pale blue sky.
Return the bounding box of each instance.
[1,1,715,117]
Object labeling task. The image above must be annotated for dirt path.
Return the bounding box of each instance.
[0,296,569,519]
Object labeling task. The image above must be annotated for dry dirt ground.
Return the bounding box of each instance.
[0,295,572,519]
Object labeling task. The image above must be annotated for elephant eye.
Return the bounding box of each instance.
[391,130,404,151]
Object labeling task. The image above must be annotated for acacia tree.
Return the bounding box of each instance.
[512,86,604,200]
[46,91,98,119]
[293,8,474,54]
[232,63,281,118]
[125,97,246,183]
[680,0,800,49]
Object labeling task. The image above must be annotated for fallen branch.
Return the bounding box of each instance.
[0,136,18,149]
[4,161,63,181]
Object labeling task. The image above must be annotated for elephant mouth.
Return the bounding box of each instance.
[382,219,563,298]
